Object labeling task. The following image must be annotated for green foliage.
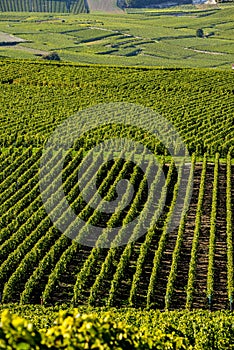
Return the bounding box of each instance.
[0,61,233,155]
[0,310,44,350]
[43,310,139,349]
[42,52,61,61]
[196,29,204,38]
[0,60,233,310]
[0,309,190,349]
[1,307,234,349]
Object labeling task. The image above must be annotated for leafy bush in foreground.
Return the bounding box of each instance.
[0,309,189,349]
[1,307,234,349]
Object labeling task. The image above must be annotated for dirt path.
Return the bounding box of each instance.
[212,164,228,310]
[0,31,27,43]
[192,164,214,308]
[2,44,49,56]
[185,47,225,55]
[170,165,202,309]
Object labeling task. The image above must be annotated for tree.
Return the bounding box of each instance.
[196,28,204,38]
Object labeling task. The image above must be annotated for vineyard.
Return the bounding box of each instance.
[0,6,233,67]
[0,0,88,13]
[0,60,233,315]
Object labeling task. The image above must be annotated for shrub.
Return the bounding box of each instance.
[196,29,204,38]
[42,52,61,61]
[0,309,190,349]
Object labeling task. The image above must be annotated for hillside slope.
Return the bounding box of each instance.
[0,0,88,13]
[0,60,233,310]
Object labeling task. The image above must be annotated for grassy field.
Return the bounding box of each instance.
[0,3,233,67]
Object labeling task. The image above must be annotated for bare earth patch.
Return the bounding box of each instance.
[0,32,27,44]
